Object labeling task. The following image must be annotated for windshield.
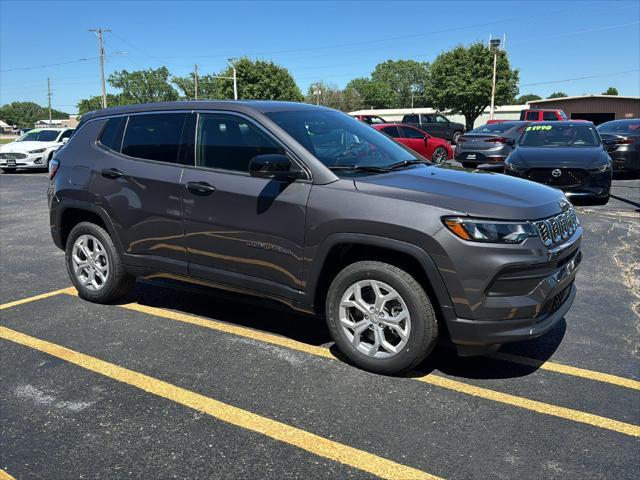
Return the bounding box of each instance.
[469,122,521,134]
[17,129,60,142]
[266,110,421,172]
[518,124,600,147]
[597,119,640,134]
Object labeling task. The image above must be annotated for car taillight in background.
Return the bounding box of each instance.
[484,137,510,143]
[615,138,635,144]
[49,158,60,179]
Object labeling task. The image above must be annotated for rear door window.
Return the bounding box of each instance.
[196,114,283,172]
[121,113,187,163]
[403,114,419,123]
[381,126,401,138]
[525,111,539,121]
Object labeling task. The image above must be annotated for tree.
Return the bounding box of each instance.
[547,91,568,99]
[172,73,221,100]
[213,58,303,101]
[305,81,362,111]
[107,66,179,103]
[602,87,619,95]
[370,60,429,108]
[344,78,394,109]
[425,42,519,131]
[77,94,129,116]
[0,102,68,128]
[516,93,542,104]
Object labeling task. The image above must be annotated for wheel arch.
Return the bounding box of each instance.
[56,200,123,253]
[306,234,455,327]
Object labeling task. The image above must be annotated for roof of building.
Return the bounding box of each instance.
[0,120,11,128]
[530,95,640,104]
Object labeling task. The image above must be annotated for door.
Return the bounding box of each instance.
[181,112,311,294]
[398,126,429,156]
[90,113,188,273]
[432,114,450,139]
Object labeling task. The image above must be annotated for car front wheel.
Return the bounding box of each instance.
[326,261,438,375]
[431,147,449,164]
[451,131,463,144]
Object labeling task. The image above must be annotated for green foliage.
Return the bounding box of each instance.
[0,102,68,128]
[172,73,221,100]
[370,60,429,108]
[516,93,542,104]
[547,91,568,99]
[108,66,179,103]
[214,58,303,101]
[602,87,618,95]
[77,94,129,116]
[425,42,519,131]
[345,78,394,109]
[305,81,362,111]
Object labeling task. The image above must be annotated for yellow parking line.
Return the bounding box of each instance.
[0,326,439,480]
[109,300,640,438]
[491,352,640,391]
[0,470,16,480]
[0,287,74,311]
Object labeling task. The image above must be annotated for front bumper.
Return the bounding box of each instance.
[505,167,612,199]
[0,153,47,169]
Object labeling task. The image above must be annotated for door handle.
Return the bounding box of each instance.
[186,181,216,194]
[101,168,124,179]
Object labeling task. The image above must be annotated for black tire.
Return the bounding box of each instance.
[431,146,449,164]
[590,195,610,206]
[65,221,135,303]
[451,131,463,145]
[462,162,477,169]
[325,261,438,375]
[1,168,16,173]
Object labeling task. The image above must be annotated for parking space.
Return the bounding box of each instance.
[1,172,639,479]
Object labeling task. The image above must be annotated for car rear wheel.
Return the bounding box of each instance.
[325,261,438,375]
[65,221,135,303]
[431,147,448,164]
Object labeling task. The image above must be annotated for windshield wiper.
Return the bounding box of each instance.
[328,165,391,173]
[386,159,430,170]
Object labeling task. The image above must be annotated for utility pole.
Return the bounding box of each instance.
[194,64,199,100]
[89,28,110,108]
[47,78,52,125]
[232,64,238,100]
[489,36,502,120]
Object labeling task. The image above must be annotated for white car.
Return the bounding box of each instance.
[0,128,74,172]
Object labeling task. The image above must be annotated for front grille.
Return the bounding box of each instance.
[534,207,579,248]
[539,283,573,318]
[0,152,27,160]
[525,168,589,188]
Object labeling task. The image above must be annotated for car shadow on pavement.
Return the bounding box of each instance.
[125,278,566,380]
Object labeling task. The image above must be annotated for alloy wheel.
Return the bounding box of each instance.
[338,279,411,358]
[71,234,109,291]
[432,147,448,164]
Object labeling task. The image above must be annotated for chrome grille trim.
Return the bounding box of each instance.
[0,153,27,160]
[534,207,579,249]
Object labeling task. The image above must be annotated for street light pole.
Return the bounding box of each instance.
[232,65,238,100]
[89,28,110,109]
[194,64,199,100]
[489,36,502,121]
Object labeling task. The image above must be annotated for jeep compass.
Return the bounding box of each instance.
[48,101,582,375]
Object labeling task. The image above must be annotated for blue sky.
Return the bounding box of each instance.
[1,0,639,113]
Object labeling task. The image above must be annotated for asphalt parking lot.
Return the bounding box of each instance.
[1,171,639,479]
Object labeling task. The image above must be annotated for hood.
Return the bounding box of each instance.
[509,146,609,168]
[354,165,565,219]
[0,141,57,153]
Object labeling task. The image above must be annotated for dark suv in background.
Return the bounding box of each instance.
[401,113,465,144]
[48,101,582,374]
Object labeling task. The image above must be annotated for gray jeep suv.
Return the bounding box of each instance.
[48,101,582,375]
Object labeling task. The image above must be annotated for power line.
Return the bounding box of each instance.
[520,69,639,87]
[1,57,98,73]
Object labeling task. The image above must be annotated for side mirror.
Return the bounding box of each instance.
[249,154,301,180]
[61,138,69,144]
[505,138,516,146]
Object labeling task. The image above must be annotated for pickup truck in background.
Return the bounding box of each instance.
[519,109,569,121]
[401,113,465,144]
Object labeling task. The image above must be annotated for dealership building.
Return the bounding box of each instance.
[527,95,640,124]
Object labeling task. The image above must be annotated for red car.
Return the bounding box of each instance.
[373,123,453,163]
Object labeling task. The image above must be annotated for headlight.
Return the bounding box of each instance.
[442,217,537,244]
[597,162,611,172]
[28,148,46,154]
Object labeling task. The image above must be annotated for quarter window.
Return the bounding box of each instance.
[543,111,558,121]
[121,113,187,163]
[196,114,283,172]
[98,117,126,151]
